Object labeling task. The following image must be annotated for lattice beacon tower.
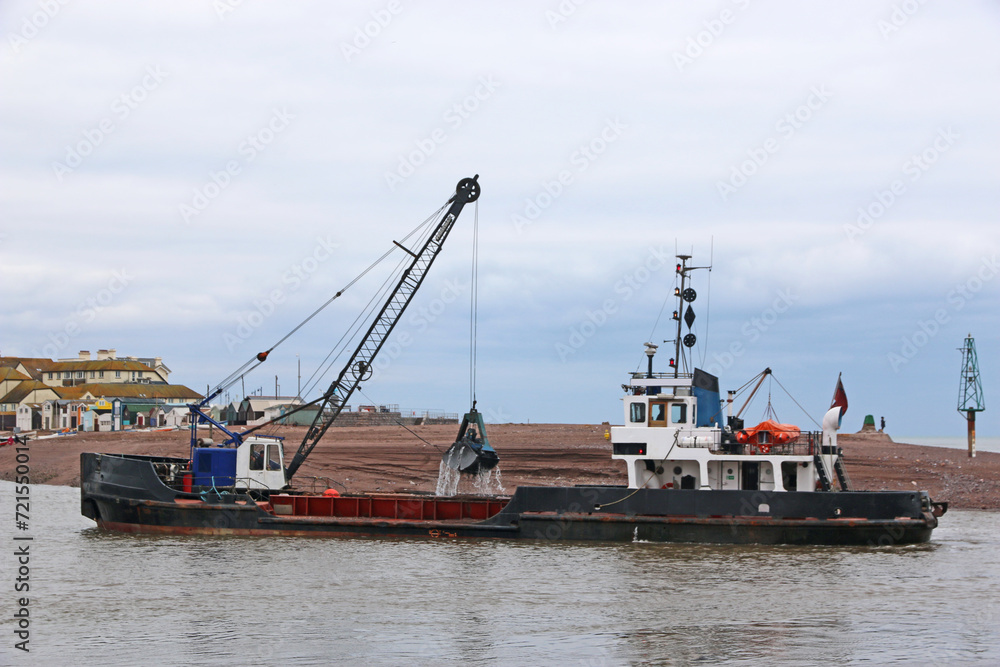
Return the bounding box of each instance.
[957,334,985,458]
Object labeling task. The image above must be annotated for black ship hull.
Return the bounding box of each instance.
[80,452,940,545]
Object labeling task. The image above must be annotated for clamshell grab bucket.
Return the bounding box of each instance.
[442,408,499,474]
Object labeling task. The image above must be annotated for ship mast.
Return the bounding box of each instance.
[671,254,711,377]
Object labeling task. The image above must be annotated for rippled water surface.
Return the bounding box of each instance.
[2,482,998,665]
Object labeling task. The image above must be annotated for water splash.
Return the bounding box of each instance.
[434,458,505,497]
[436,459,460,496]
[473,466,505,495]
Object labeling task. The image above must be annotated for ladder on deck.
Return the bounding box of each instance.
[813,454,833,491]
[814,452,853,491]
[833,452,853,491]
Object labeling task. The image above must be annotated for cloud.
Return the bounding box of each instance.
[2,1,998,435]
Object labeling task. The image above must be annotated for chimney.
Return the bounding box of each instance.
[108,348,117,359]
[79,350,91,360]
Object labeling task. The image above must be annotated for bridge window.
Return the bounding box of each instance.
[671,403,687,424]
[629,402,645,423]
[649,401,668,427]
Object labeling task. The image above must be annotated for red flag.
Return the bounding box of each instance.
[830,373,848,417]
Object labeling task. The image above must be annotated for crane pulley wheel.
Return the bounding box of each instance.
[352,360,373,381]
[457,177,481,202]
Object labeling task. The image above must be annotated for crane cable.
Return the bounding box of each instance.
[469,200,479,408]
[770,374,821,428]
[207,202,447,400]
[699,237,714,368]
[355,386,445,454]
[299,240,418,399]
[280,202,447,400]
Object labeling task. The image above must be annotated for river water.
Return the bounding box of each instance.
[2,482,999,665]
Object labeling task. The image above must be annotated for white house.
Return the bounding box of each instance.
[157,404,191,429]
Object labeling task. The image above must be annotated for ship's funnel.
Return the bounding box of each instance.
[442,408,499,475]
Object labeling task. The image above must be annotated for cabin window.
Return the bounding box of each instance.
[48,372,53,380]
[781,462,798,491]
[629,402,645,423]
[249,443,265,471]
[266,444,281,471]
[63,372,70,379]
[76,371,84,379]
[99,371,104,379]
[115,371,121,378]
[90,371,95,379]
[649,401,668,427]
[670,403,687,424]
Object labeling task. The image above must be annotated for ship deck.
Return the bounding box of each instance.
[266,492,509,523]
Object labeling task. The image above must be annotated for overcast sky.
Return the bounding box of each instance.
[2,1,998,438]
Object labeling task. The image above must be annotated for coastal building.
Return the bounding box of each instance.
[41,350,171,387]
[15,404,42,431]
[0,380,62,430]
[156,404,192,429]
[235,396,304,426]
[0,350,201,433]
[0,357,59,382]
[264,402,321,426]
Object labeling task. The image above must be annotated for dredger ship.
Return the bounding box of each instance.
[80,176,946,545]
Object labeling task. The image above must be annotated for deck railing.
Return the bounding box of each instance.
[684,431,827,457]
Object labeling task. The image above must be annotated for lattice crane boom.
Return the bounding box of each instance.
[285,175,481,480]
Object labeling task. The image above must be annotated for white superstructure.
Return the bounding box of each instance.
[611,369,846,493]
